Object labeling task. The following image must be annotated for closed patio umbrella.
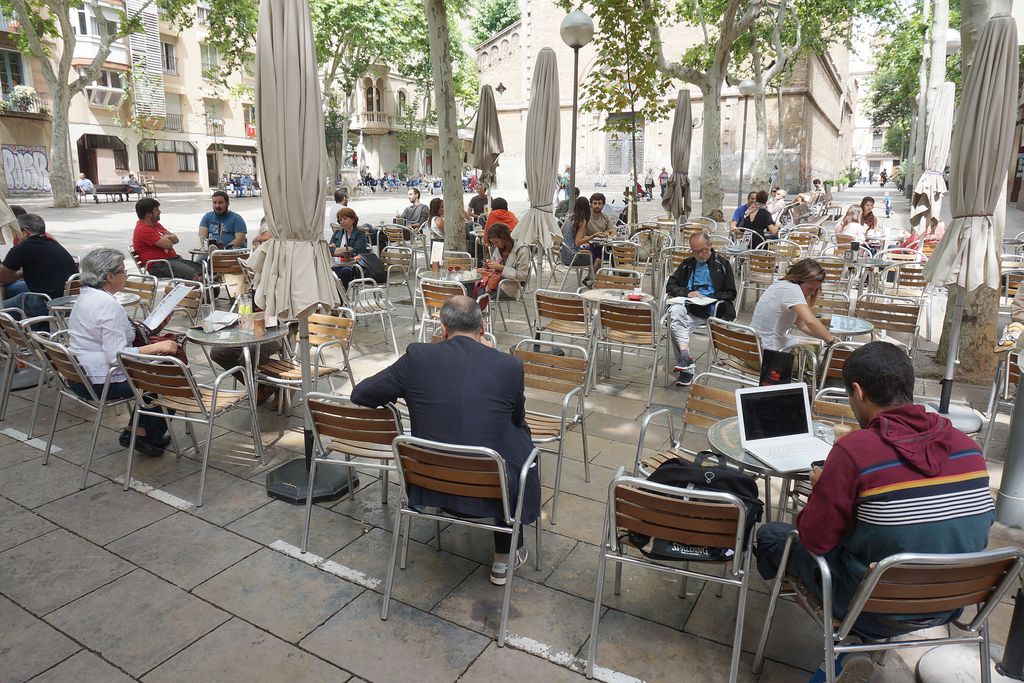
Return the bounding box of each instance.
[252,0,345,503]
[661,90,692,222]
[513,48,560,249]
[0,194,17,244]
[909,82,955,231]
[471,84,503,191]
[924,14,1017,415]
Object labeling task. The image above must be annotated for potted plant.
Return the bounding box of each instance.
[4,85,38,113]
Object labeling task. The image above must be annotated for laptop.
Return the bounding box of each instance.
[735,382,832,473]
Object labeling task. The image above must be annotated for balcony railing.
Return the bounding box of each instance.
[163,57,178,75]
[1,90,50,116]
[164,113,183,131]
[0,10,15,32]
[354,111,392,133]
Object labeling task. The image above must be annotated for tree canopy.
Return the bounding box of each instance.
[470,0,521,45]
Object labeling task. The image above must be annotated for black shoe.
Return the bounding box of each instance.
[153,433,172,449]
[133,439,165,457]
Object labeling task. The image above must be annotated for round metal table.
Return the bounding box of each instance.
[828,314,873,338]
[415,268,483,285]
[47,291,141,314]
[186,324,290,404]
[580,288,655,304]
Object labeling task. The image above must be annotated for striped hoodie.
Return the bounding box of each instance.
[796,404,994,611]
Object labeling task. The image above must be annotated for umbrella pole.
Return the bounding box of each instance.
[937,288,965,414]
[996,358,1024,528]
[266,312,356,504]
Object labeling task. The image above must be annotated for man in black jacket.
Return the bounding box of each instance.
[351,296,539,585]
[666,231,737,386]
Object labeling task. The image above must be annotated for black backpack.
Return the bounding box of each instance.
[625,453,764,562]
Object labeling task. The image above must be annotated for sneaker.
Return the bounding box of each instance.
[808,652,875,683]
[489,548,529,586]
[674,370,694,387]
[672,362,695,374]
[121,429,171,450]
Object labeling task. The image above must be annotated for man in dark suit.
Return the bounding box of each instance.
[351,296,539,585]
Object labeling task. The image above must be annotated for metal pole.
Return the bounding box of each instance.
[737,95,750,207]
[997,587,1024,679]
[567,46,580,236]
[937,288,964,414]
[996,353,1024,528]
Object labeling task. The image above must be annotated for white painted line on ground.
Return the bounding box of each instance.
[503,633,644,683]
[270,539,381,590]
[2,428,61,453]
[113,476,194,511]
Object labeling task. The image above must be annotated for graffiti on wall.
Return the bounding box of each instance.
[223,154,255,176]
[2,145,51,193]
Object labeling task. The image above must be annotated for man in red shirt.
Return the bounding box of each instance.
[132,198,202,280]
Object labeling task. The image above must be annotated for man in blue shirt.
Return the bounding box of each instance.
[198,191,247,248]
[730,191,757,229]
[665,231,737,386]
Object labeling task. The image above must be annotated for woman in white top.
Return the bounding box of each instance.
[426,197,445,240]
[750,259,840,351]
[834,205,866,242]
[68,248,178,457]
[483,222,532,298]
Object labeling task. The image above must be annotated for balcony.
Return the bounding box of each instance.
[165,113,183,131]
[0,10,15,32]
[354,111,392,135]
[0,88,50,118]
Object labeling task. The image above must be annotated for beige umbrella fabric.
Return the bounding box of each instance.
[513,48,560,249]
[0,194,17,245]
[909,82,955,231]
[661,91,692,221]
[250,0,339,319]
[471,85,503,190]
[925,14,1018,293]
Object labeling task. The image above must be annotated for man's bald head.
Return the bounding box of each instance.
[440,295,483,338]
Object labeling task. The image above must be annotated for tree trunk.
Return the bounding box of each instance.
[776,85,785,188]
[750,84,769,189]
[905,101,919,197]
[48,90,77,208]
[422,0,465,253]
[699,79,724,214]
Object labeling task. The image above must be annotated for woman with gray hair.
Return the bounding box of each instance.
[68,248,178,457]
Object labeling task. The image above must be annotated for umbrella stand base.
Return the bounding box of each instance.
[265,458,358,505]
[10,367,40,391]
[916,644,1017,682]
[923,402,984,434]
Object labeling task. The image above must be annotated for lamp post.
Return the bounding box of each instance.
[560,11,594,236]
[736,79,756,207]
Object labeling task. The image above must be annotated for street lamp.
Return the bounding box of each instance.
[560,11,594,233]
[736,79,756,207]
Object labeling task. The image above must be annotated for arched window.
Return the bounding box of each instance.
[398,91,407,117]
[374,78,384,113]
[363,77,375,112]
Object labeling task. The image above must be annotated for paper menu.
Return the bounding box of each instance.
[143,283,197,332]
[665,295,717,307]
[429,240,445,265]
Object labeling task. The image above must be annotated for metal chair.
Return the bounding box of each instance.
[878,261,934,338]
[981,350,1020,458]
[30,332,136,489]
[117,351,263,507]
[752,538,1024,683]
[533,289,589,345]
[0,309,48,431]
[122,272,159,317]
[630,227,673,287]
[159,279,204,331]
[417,278,472,342]
[587,469,755,682]
[818,256,853,295]
[592,299,662,407]
[492,258,534,332]
[760,238,803,262]
[441,251,475,271]
[302,393,402,553]
[737,249,780,310]
[63,273,83,296]
[128,244,172,281]
[659,245,693,292]
[605,240,640,272]
[816,340,864,393]
[816,291,851,317]
[854,293,922,356]
[339,278,400,355]
[513,339,590,525]
[203,248,250,305]
[590,267,643,291]
[256,310,357,409]
[558,249,595,292]
[381,435,541,648]
[706,317,762,384]
[380,246,416,309]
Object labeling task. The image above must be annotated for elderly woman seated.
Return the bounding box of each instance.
[329,207,369,288]
[480,222,532,298]
[68,248,178,457]
[750,258,840,352]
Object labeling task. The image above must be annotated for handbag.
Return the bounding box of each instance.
[624,452,763,562]
[353,252,387,283]
[130,319,188,365]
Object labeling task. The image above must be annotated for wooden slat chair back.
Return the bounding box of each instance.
[597,300,655,341]
[382,223,410,247]
[981,351,1021,457]
[308,312,354,347]
[64,274,83,297]
[833,233,854,247]
[123,273,158,313]
[442,251,475,271]
[397,440,506,507]
[593,268,642,291]
[681,223,708,242]
[811,388,858,429]
[880,263,928,297]
[209,249,248,276]
[815,292,851,318]
[257,312,353,397]
[921,241,938,258]
[34,335,92,392]
[743,249,780,283]
[0,310,31,353]
[162,279,203,327]
[614,483,742,555]
[608,241,640,270]
[761,238,802,261]
[709,235,733,250]
[878,247,926,264]
[418,279,466,341]
[534,289,588,338]
[516,347,588,394]
[118,353,204,415]
[855,294,921,353]
[1004,270,1024,303]
[661,246,693,278]
[382,246,414,272]
[818,257,852,293]
[785,231,819,254]
[817,341,863,388]
[707,317,762,380]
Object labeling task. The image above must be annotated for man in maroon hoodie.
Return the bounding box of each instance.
[755,342,994,645]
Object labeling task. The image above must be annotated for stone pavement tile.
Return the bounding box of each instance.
[300,591,489,683]
[29,650,136,683]
[161,468,271,526]
[46,569,229,678]
[437,523,577,583]
[541,492,607,546]
[107,512,259,590]
[0,438,54,470]
[45,423,127,467]
[329,480,442,544]
[142,618,350,683]
[90,448,201,490]
[584,608,758,682]
[756,659,816,681]
[433,566,595,652]
[541,457,618,504]
[1,401,85,438]
[202,439,294,480]
[226,499,366,558]
[0,456,103,509]
[193,548,363,642]
[585,392,652,420]
[583,414,670,450]
[36,481,174,546]
[328,527,476,612]
[683,580,823,671]
[0,529,132,614]
[0,496,57,553]
[0,595,80,683]
[459,642,586,682]
[544,541,701,630]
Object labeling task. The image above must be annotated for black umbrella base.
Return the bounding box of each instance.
[10,367,40,391]
[265,458,358,505]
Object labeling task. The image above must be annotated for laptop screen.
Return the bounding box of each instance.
[739,385,810,441]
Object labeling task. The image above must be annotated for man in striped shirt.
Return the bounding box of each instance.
[755,342,994,645]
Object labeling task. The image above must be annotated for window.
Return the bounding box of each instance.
[161,42,177,74]
[398,91,407,117]
[178,151,197,172]
[364,82,375,112]
[74,6,88,35]
[80,68,126,107]
[0,50,26,94]
[243,104,255,126]
[138,144,158,172]
[871,131,883,153]
[113,148,129,171]
[200,43,219,74]
[196,2,210,22]
[241,55,255,80]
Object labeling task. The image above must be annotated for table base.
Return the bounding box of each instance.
[266,456,359,505]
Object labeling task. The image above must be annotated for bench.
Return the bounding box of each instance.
[94,184,144,202]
